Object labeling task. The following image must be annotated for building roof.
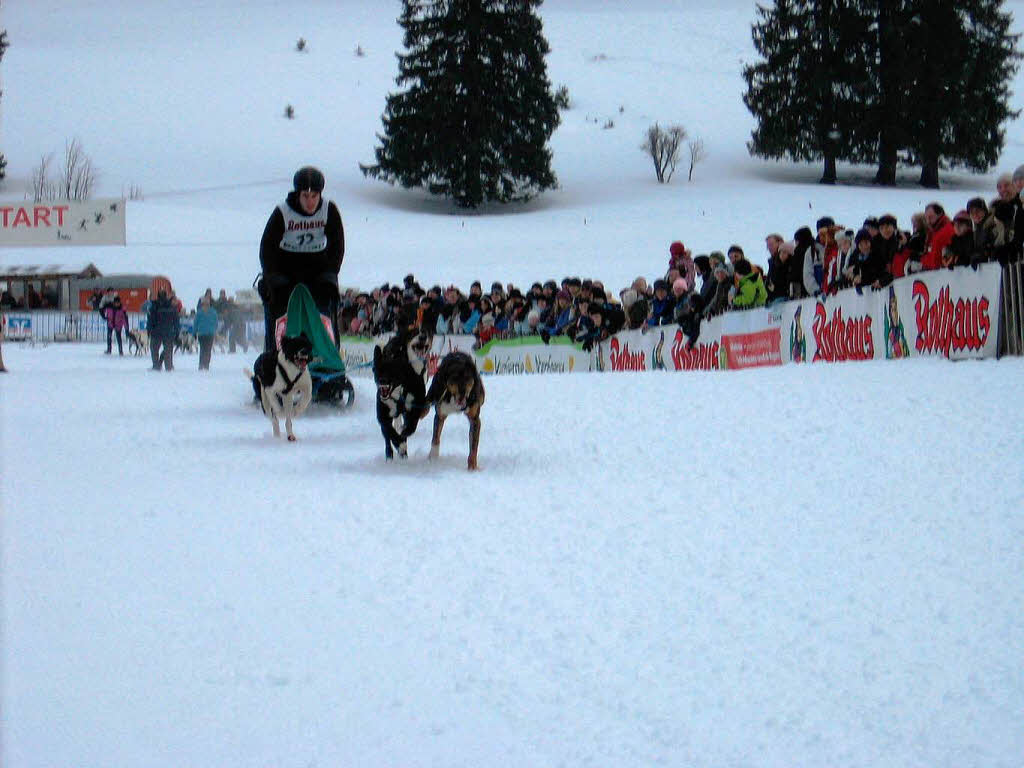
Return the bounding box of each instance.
[0,263,102,279]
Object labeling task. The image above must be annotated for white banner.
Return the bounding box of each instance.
[779,264,1002,363]
[0,198,126,246]
[894,263,1001,360]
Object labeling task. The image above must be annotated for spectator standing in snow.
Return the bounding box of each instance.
[103,295,128,356]
[147,289,180,371]
[194,295,219,370]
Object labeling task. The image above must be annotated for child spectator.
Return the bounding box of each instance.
[648,279,675,326]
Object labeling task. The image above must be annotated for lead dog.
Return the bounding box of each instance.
[245,333,313,442]
[372,326,433,461]
[425,351,485,470]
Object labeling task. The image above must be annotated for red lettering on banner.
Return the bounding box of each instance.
[0,205,69,228]
[911,281,990,356]
[812,303,874,362]
[670,329,720,370]
[609,337,646,371]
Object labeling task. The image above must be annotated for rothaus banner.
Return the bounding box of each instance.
[594,319,726,372]
[895,263,1000,360]
[0,199,126,246]
[779,263,1001,363]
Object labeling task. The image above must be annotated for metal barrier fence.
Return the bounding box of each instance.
[1003,262,1024,357]
[0,310,144,343]
[4,266,1024,356]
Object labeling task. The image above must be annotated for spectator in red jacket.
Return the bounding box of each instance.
[922,203,955,271]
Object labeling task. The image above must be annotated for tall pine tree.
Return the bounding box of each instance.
[743,0,875,184]
[899,0,1021,187]
[361,0,560,208]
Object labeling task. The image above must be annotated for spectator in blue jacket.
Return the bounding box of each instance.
[647,279,675,326]
[194,295,219,370]
[540,290,575,342]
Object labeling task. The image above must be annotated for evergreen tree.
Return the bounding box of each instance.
[361,0,560,208]
[0,30,8,180]
[900,0,1021,187]
[743,0,875,184]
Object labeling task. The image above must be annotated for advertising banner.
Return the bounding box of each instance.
[0,199,127,246]
[1,313,33,339]
[478,335,591,375]
[893,263,1000,360]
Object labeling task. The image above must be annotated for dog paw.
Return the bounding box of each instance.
[287,435,297,442]
[467,460,480,471]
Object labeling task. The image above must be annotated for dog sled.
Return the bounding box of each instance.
[269,283,355,408]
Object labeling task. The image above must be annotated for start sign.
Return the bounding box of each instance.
[0,198,126,246]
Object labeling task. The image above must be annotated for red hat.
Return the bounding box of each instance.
[669,241,686,257]
[953,210,972,224]
[557,289,571,301]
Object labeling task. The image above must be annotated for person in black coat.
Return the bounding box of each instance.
[147,289,180,371]
[259,166,345,351]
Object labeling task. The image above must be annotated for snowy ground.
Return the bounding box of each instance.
[2,344,1023,767]
[2,0,1024,766]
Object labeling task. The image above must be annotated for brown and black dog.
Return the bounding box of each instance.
[425,351,485,470]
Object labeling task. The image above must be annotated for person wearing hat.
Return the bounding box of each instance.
[850,228,882,289]
[830,229,856,291]
[868,213,899,288]
[259,165,345,351]
[705,261,733,318]
[731,259,768,309]
[966,197,1002,266]
[648,278,675,327]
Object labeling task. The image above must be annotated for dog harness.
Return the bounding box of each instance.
[275,361,303,406]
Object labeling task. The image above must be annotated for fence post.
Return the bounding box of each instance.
[1007,263,1021,357]
[1014,263,1024,356]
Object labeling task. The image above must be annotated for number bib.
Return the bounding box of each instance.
[278,198,332,253]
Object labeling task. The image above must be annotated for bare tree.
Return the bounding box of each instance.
[641,123,686,183]
[686,137,708,181]
[30,153,56,202]
[61,139,96,200]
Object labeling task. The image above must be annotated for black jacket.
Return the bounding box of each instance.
[259,192,345,308]
[147,297,180,340]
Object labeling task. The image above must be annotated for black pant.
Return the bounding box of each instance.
[198,335,213,369]
[151,337,174,370]
[107,327,123,354]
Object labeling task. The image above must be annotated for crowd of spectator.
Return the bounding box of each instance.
[338,167,1024,350]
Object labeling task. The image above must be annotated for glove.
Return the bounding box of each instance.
[540,330,550,345]
[581,339,593,352]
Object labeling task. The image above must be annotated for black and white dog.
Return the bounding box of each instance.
[246,333,314,442]
[425,351,486,470]
[372,326,433,461]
